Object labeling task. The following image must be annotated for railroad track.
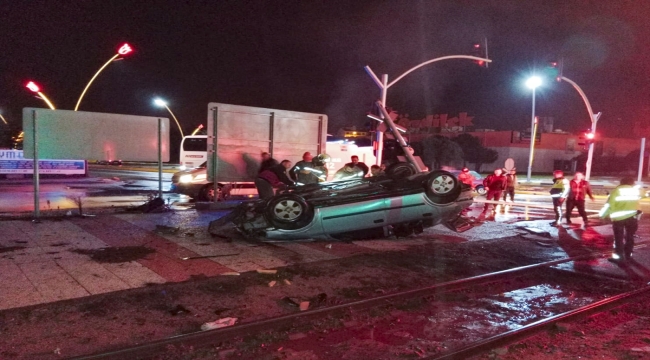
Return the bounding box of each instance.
[69,243,648,360]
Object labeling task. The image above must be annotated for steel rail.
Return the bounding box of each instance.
[68,244,644,360]
[428,284,650,360]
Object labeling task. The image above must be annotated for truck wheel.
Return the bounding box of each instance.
[198,183,223,202]
[265,194,313,230]
[425,171,461,204]
[386,162,417,179]
[475,185,487,196]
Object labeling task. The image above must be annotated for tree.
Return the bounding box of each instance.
[412,136,463,170]
[452,133,498,172]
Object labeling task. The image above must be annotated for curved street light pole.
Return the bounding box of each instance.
[154,99,185,137]
[0,113,7,125]
[559,76,601,181]
[26,81,56,110]
[75,43,133,111]
[365,55,492,166]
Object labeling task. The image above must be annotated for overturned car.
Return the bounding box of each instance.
[209,169,472,240]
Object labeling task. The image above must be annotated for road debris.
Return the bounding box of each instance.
[268,281,277,287]
[181,253,239,260]
[325,244,332,249]
[200,317,238,331]
[257,269,278,274]
[299,301,310,311]
[283,279,292,285]
[281,297,300,307]
[154,224,179,234]
[169,305,191,316]
[221,272,240,276]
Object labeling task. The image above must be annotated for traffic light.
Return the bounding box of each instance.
[547,59,563,82]
[577,130,595,148]
[471,40,488,68]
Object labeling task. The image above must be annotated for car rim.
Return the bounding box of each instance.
[431,175,454,195]
[273,200,303,221]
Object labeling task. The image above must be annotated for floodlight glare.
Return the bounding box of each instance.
[526,76,542,89]
[154,98,167,107]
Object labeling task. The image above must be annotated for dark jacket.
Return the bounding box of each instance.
[483,174,507,191]
[259,158,279,174]
[505,174,517,188]
[344,161,369,176]
[258,164,294,187]
[568,179,594,201]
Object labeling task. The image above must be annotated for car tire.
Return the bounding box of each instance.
[198,183,223,202]
[386,162,417,179]
[475,185,487,196]
[424,170,461,204]
[265,194,314,230]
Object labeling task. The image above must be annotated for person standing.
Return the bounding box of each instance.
[481,168,507,218]
[550,170,570,226]
[458,167,475,189]
[503,169,517,202]
[290,152,322,184]
[599,177,643,262]
[344,155,369,177]
[255,160,294,199]
[565,172,595,229]
[259,152,279,174]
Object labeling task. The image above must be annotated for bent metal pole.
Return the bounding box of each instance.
[376,101,423,172]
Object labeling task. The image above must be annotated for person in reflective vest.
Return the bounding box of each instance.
[599,177,643,262]
[549,170,570,226]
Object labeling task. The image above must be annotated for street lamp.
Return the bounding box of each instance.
[154,98,185,137]
[525,76,542,182]
[74,43,134,111]
[25,81,56,110]
[365,52,492,166]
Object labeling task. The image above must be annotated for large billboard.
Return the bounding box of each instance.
[22,108,170,162]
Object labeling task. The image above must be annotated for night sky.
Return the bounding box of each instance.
[2,1,649,154]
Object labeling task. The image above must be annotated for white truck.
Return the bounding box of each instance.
[171,103,327,201]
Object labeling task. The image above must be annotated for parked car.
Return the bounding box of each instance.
[209,169,473,240]
[450,170,486,195]
[170,162,257,201]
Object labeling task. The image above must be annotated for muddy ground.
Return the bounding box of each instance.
[0,217,647,359]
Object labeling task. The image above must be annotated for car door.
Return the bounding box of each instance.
[320,197,388,234]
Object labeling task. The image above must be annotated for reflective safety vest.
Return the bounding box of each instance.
[599,185,643,221]
[550,177,570,198]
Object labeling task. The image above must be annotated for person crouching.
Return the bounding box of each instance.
[255,160,294,199]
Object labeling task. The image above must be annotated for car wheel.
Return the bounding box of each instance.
[198,183,223,202]
[386,162,417,179]
[425,171,461,204]
[265,194,313,230]
[475,185,487,196]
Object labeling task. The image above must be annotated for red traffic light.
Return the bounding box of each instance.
[585,132,595,140]
[26,81,40,93]
[118,43,133,55]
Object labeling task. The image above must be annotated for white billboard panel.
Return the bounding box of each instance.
[22,108,170,162]
[206,103,327,182]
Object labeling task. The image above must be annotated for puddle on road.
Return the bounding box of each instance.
[480,284,593,330]
[71,246,155,263]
